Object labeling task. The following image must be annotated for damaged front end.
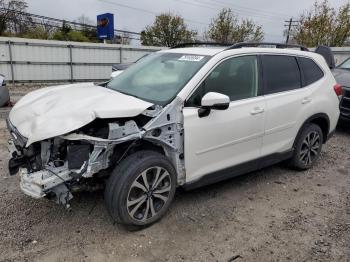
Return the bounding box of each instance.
[7,98,185,208]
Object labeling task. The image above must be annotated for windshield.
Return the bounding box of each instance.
[107,52,210,105]
[339,58,350,69]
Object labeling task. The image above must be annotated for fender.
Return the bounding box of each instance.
[293,113,330,147]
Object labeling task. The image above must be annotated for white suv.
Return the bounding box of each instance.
[7,42,340,228]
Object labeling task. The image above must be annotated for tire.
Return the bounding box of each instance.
[104,150,177,228]
[289,123,323,170]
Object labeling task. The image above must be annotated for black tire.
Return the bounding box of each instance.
[104,150,177,228]
[289,123,323,170]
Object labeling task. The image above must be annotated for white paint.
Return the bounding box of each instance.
[9,82,153,146]
[182,48,339,183]
[184,96,265,183]
[201,92,230,107]
[110,70,124,78]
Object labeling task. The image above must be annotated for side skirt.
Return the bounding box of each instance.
[183,150,294,190]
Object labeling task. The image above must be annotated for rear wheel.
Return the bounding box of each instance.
[289,123,323,170]
[104,151,176,228]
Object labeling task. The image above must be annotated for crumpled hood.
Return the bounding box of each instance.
[9,82,153,146]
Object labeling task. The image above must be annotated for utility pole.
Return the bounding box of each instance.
[284,18,299,44]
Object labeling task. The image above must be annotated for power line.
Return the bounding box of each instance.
[207,0,290,18]
[284,18,299,43]
[0,7,142,37]
[98,0,210,26]
[172,0,285,22]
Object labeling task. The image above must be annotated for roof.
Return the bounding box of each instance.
[160,46,321,60]
[160,47,226,56]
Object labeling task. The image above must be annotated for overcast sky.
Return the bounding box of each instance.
[28,0,346,43]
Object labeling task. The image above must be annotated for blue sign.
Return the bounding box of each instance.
[97,13,114,40]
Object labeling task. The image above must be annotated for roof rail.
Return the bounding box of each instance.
[226,42,309,51]
[171,42,232,49]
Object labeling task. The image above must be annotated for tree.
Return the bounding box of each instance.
[23,24,50,39]
[52,21,89,42]
[75,14,97,42]
[291,0,350,47]
[141,13,197,47]
[205,8,264,44]
[0,0,31,35]
[114,32,131,45]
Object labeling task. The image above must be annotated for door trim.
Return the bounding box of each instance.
[196,131,264,155]
[183,149,293,190]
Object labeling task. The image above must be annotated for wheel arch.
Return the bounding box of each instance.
[294,113,330,146]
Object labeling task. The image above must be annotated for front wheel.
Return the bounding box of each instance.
[104,151,177,228]
[289,123,323,170]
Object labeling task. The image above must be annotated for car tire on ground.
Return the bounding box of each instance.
[289,123,323,170]
[104,150,177,228]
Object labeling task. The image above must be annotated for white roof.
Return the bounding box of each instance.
[161,46,318,59]
[160,47,226,56]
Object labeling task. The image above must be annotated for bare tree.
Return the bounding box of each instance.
[0,0,32,35]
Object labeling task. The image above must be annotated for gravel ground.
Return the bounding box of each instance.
[0,116,349,262]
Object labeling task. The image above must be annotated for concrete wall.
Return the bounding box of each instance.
[0,37,163,83]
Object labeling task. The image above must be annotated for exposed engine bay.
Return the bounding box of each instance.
[7,97,185,208]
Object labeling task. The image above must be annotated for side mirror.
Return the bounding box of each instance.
[198,92,230,118]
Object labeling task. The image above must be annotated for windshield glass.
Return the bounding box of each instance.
[339,58,350,69]
[107,52,210,105]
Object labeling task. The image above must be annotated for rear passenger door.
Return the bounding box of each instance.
[261,55,312,156]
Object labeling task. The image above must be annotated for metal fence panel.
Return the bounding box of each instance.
[73,65,111,81]
[72,47,120,64]
[0,37,162,83]
[14,64,71,81]
[12,44,69,63]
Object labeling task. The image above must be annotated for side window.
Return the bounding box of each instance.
[186,56,259,106]
[262,55,301,95]
[298,57,324,86]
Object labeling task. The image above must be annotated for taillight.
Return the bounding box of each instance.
[333,84,342,97]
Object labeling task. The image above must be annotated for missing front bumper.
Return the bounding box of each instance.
[19,167,73,207]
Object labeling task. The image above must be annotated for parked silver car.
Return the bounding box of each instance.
[0,74,9,107]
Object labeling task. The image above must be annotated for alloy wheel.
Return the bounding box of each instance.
[126,166,172,222]
[299,131,321,165]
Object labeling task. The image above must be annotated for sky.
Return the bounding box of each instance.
[27,0,346,44]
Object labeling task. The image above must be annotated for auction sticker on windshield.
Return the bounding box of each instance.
[178,55,205,62]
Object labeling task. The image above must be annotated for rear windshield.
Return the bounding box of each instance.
[107,52,210,105]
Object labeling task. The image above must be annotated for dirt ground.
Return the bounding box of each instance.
[0,116,349,262]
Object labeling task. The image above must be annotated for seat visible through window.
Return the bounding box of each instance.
[186,55,259,106]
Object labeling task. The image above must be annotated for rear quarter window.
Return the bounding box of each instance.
[298,57,324,86]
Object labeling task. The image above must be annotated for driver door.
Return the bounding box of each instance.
[183,55,265,184]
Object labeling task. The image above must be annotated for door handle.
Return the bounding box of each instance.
[250,107,264,115]
[302,97,312,104]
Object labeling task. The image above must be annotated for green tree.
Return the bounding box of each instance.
[141,13,197,47]
[291,0,350,47]
[51,22,89,42]
[205,8,264,44]
[23,25,50,39]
